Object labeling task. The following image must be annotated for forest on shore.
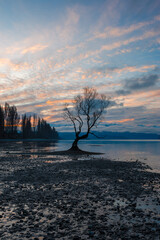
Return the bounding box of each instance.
[0,103,58,139]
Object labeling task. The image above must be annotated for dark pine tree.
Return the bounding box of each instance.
[0,106,4,138]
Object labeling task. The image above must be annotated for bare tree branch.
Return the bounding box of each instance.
[63,87,110,150]
[90,132,105,139]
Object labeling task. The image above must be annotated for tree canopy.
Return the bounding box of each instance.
[0,103,58,139]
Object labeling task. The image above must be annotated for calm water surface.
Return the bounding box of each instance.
[0,139,159,172]
[59,140,160,171]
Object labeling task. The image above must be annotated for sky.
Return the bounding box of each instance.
[0,0,160,133]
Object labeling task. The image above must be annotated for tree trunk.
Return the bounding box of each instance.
[70,132,90,151]
[70,138,80,151]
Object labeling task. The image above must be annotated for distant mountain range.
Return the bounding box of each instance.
[59,131,160,140]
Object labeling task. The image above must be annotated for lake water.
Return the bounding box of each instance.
[0,139,160,172]
[58,140,160,171]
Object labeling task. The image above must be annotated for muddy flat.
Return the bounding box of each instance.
[0,153,160,239]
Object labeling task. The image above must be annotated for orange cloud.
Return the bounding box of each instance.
[0,73,7,78]
[46,99,73,106]
[90,19,155,41]
[6,46,21,55]
[44,115,63,122]
[105,118,135,123]
[101,31,159,52]
[11,62,32,71]
[122,89,160,108]
[90,14,160,42]
[0,57,32,71]
[81,75,86,80]
[114,65,156,74]
[21,44,48,54]
[35,104,44,108]
[0,58,11,66]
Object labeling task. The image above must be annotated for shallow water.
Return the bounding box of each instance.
[0,139,160,171]
[58,139,160,171]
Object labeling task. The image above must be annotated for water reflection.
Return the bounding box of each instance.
[76,140,160,171]
[22,140,58,153]
[0,140,58,154]
[0,139,160,171]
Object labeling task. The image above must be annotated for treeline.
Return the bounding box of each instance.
[0,103,58,139]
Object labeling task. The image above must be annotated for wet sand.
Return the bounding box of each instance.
[0,153,160,239]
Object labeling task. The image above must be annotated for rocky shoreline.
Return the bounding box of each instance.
[0,154,160,239]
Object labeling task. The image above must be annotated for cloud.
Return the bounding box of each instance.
[104,118,135,124]
[122,89,160,109]
[0,73,7,78]
[155,15,160,21]
[101,30,159,52]
[46,99,73,106]
[109,100,123,107]
[117,74,159,96]
[90,13,160,41]
[91,20,152,41]
[157,38,160,44]
[116,90,131,95]
[138,124,160,128]
[78,64,157,86]
[21,44,48,54]
[0,1,159,134]
[0,57,33,71]
[0,58,11,66]
[113,65,157,74]
[125,74,159,90]
[105,123,120,127]
[60,27,159,66]
[101,104,160,133]
[55,7,80,44]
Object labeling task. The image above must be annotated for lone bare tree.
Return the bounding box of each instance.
[64,87,110,151]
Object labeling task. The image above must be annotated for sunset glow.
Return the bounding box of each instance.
[0,0,159,133]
